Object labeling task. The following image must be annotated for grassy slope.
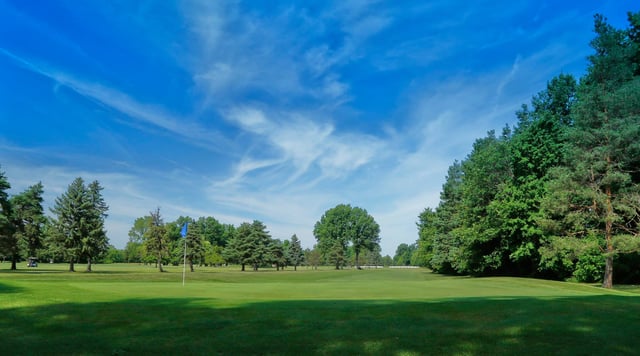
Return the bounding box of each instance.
[1,264,639,355]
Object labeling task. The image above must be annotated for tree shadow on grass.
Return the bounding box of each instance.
[0,282,23,294]
[2,295,640,355]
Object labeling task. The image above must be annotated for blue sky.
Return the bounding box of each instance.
[1,1,638,256]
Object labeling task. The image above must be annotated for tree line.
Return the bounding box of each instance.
[124,203,382,272]
[0,174,109,271]
[413,12,640,288]
[1,167,385,272]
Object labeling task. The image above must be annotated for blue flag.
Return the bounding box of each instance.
[180,222,188,237]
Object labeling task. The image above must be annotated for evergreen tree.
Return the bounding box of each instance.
[50,178,91,272]
[82,180,109,272]
[246,220,272,271]
[267,239,286,271]
[185,222,205,272]
[416,162,464,273]
[143,208,168,272]
[223,221,273,271]
[288,234,304,271]
[0,168,17,269]
[9,183,45,269]
[541,14,640,288]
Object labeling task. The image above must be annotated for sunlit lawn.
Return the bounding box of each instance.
[1,263,639,355]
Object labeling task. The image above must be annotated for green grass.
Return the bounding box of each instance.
[1,264,640,355]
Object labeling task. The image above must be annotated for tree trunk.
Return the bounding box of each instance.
[10,253,17,270]
[602,186,614,289]
[241,263,245,271]
[69,259,75,272]
[86,256,92,272]
[355,250,361,270]
[157,255,164,272]
[189,259,194,272]
[294,264,297,271]
[603,254,614,288]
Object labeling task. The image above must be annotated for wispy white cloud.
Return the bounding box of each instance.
[219,106,385,187]
[0,48,233,154]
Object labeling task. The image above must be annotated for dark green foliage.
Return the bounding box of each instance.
[0,170,47,270]
[143,208,168,272]
[415,162,464,273]
[185,222,205,272]
[50,177,109,272]
[541,13,640,287]
[0,168,16,268]
[314,204,353,269]
[288,234,304,270]
[223,220,273,271]
[267,239,286,271]
[14,183,46,257]
[418,12,640,285]
[8,183,46,270]
[81,181,109,272]
[314,204,380,269]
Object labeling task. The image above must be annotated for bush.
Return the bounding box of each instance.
[572,249,604,283]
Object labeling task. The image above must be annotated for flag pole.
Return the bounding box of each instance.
[181,223,188,286]
[182,237,187,286]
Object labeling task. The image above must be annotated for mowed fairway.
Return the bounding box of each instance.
[2,265,640,355]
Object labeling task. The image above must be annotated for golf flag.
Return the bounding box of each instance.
[180,222,188,237]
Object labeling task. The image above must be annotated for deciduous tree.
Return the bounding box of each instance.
[314,204,380,269]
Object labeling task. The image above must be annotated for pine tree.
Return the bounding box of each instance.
[50,178,91,272]
[185,224,205,272]
[10,183,45,269]
[50,178,109,272]
[0,168,17,269]
[82,181,109,272]
[542,14,640,288]
[288,234,304,271]
[143,208,168,272]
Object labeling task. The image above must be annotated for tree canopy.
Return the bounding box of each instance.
[314,204,380,269]
[417,12,640,287]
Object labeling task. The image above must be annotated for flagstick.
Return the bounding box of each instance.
[182,236,187,286]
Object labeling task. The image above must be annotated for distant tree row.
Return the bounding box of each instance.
[123,209,236,271]
[125,208,308,272]
[2,167,385,272]
[415,12,640,288]
[0,173,109,271]
[126,203,383,272]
